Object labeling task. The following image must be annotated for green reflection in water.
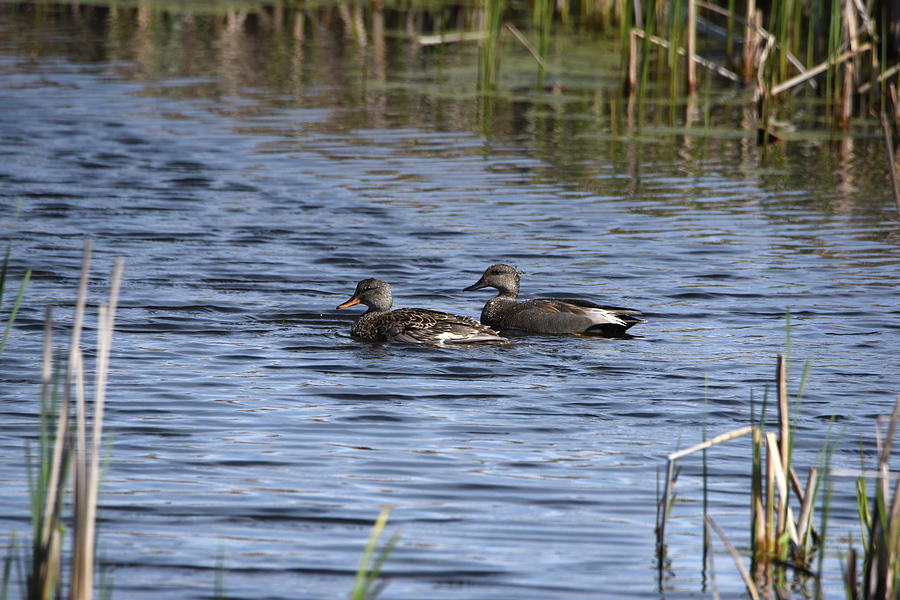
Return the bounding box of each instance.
[0,2,896,218]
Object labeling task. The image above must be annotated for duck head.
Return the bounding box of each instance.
[463,264,520,296]
[337,278,393,312]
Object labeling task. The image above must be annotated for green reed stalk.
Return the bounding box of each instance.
[750,428,763,565]
[618,0,634,88]
[824,0,841,123]
[580,0,593,27]
[701,378,710,574]
[725,0,735,66]
[857,444,871,552]
[813,454,833,598]
[0,271,29,359]
[351,506,401,600]
[637,0,659,124]
[667,0,684,99]
[751,387,768,571]
[790,0,803,62]
[534,0,552,87]
[479,0,503,90]
[861,397,900,597]
[805,0,817,70]
[1,201,31,359]
[776,0,793,82]
[880,13,888,116]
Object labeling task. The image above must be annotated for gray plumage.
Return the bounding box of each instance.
[463,264,645,335]
[337,278,509,345]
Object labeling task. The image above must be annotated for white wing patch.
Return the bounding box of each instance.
[586,308,627,326]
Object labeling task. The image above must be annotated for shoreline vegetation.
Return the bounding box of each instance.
[10,0,900,212]
[1,239,122,600]
[7,1,900,126]
[6,1,900,212]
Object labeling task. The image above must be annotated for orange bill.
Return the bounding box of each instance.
[336,296,360,309]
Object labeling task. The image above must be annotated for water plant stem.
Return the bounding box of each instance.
[23,239,123,600]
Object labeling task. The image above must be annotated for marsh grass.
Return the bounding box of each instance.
[848,395,900,598]
[477,0,502,90]
[1,204,31,361]
[351,506,401,600]
[23,1,900,133]
[657,344,900,598]
[656,349,826,597]
[622,0,900,135]
[3,239,124,600]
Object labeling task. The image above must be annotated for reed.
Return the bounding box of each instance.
[621,0,900,131]
[31,0,900,132]
[851,395,900,598]
[8,239,124,600]
[350,506,401,600]
[657,350,823,596]
[654,334,900,599]
[1,204,31,360]
[2,210,31,597]
[478,0,503,90]
[533,0,552,85]
[881,112,900,216]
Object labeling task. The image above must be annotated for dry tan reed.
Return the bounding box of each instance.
[858,395,900,597]
[27,239,123,600]
[657,353,821,595]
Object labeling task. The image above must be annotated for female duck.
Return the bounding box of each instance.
[463,264,644,335]
[337,278,508,345]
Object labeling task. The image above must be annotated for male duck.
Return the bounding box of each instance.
[463,264,645,335]
[337,278,509,345]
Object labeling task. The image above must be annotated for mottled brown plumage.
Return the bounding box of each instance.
[463,264,645,335]
[337,278,509,345]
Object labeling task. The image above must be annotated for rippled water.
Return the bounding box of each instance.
[1,5,899,599]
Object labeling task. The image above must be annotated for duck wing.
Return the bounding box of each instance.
[550,298,645,332]
[379,308,507,344]
[501,298,644,334]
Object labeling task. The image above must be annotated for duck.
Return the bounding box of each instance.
[337,278,509,345]
[463,264,645,335]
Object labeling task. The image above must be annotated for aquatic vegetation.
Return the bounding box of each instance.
[3,240,123,600]
[850,397,900,598]
[1,202,30,361]
[657,343,900,598]
[351,506,401,600]
[624,0,900,133]
[9,0,900,141]
[1,239,402,599]
[656,352,827,595]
